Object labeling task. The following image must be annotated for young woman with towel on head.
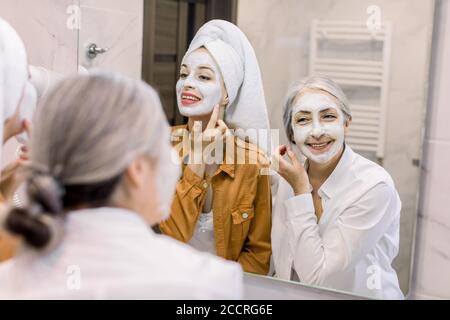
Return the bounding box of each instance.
[0,18,36,262]
[159,20,272,275]
[0,71,243,299]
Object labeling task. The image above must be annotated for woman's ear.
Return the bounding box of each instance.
[219,94,229,120]
[220,76,229,107]
[222,94,229,107]
[344,117,352,135]
[125,156,151,189]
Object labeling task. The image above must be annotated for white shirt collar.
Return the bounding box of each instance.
[66,207,153,237]
[307,144,355,200]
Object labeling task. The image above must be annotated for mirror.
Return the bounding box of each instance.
[0,0,435,300]
[236,0,434,299]
[76,0,434,299]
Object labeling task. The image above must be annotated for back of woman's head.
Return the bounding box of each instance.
[4,71,175,250]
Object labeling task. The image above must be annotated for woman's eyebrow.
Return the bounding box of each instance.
[198,65,214,72]
[294,106,336,115]
[294,110,312,115]
[319,107,336,113]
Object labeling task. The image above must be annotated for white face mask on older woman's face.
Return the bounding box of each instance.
[291,91,347,164]
[176,49,224,117]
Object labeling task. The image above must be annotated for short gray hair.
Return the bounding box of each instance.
[282,75,351,144]
[31,70,170,184]
[4,71,173,250]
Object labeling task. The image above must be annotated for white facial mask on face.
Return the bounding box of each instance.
[15,81,37,144]
[292,92,345,164]
[176,50,223,117]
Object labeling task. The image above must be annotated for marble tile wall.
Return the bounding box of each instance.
[410,0,450,300]
[77,0,143,80]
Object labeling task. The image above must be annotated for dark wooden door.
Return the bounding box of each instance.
[142,0,237,125]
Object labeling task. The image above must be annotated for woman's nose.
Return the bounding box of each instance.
[183,77,196,90]
[311,122,325,138]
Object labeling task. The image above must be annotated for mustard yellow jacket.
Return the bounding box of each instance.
[160,125,272,275]
[0,194,18,262]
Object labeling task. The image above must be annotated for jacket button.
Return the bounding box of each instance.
[242,212,249,219]
[203,182,208,189]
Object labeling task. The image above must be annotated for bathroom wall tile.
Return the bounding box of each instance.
[78,4,143,80]
[410,0,450,300]
[411,216,450,299]
[426,0,450,142]
[0,0,79,74]
[421,141,450,231]
[412,140,450,299]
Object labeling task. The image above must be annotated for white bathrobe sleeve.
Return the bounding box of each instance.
[284,182,398,286]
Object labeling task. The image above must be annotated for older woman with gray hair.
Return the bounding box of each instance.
[0,71,243,299]
[271,76,403,299]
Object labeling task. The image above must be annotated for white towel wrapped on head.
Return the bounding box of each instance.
[185,19,272,155]
[0,18,29,136]
[0,18,36,153]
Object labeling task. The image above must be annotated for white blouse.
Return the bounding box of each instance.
[0,207,243,299]
[272,145,404,299]
[189,210,216,255]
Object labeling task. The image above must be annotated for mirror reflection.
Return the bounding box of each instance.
[0,0,435,300]
[140,0,432,299]
[235,0,434,299]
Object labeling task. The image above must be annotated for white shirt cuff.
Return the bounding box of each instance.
[284,193,315,220]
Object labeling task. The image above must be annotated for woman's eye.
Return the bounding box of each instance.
[179,73,188,79]
[296,117,309,124]
[323,114,337,120]
[199,75,211,81]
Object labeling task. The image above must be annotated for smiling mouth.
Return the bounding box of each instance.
[181,93,202,106]
[306,140,334,152]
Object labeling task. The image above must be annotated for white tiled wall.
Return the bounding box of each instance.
[410,0,450,300]
[77,0,143,80]
[0,0,79,75]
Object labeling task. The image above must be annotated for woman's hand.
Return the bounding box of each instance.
[18,120,32,160]
[192,105,228,150]
[272,145,311,196]
[0,159,29,202]
[188,105,229,178]
[3,116,32,145]
[3,107,26,144]
[0,120,31,201]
